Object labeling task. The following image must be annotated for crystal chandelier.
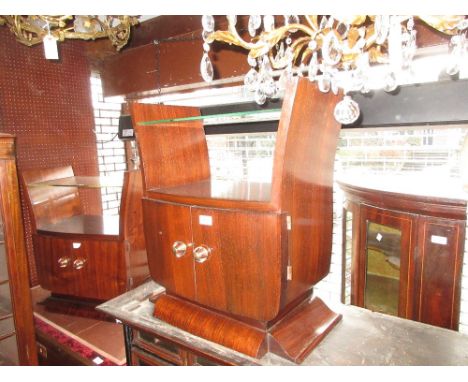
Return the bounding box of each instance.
[0,15,138,53]
[200,15,468,124]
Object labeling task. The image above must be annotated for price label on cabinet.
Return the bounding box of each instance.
[431,235,448,245]
[199,215,213,226]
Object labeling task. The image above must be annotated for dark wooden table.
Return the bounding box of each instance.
[98,280,468,366]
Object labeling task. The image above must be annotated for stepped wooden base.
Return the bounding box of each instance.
[153,293,342,364]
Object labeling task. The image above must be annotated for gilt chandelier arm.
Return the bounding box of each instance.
[0,15,138,51]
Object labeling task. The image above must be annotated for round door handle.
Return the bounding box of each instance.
[172,241,188,258]
[73,258,87,270]
[193,245,211,264]
[57,257,71,268]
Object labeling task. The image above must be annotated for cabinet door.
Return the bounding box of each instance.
[142,199,196,301]
[33,235,125,300]
[191,207,282,322]
[358,206,413,318]
[413,217,465,330]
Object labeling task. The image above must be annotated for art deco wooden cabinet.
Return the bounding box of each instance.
[0,134,37,365]
[340,180,465,330]
[21,167,149,303]
[131,78,342,363]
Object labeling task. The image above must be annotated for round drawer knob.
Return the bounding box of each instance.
[73,258,87,270]
[57,257,71,268]
[172,241,187,258]
[193,245,211,263]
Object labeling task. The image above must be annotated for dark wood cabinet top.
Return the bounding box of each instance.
[338,175,468,203]
[147,179,276,211]
[338,177,467,220]
[37,215,120,239]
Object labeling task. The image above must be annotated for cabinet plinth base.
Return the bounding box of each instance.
[268,295,342,363]
[153,293,342,363]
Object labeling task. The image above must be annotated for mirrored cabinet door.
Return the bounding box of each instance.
[358,206,413,319]
[364,221,402,316]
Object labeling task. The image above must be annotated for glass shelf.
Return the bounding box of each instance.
[137,108,282,127]
[28,175,124,189]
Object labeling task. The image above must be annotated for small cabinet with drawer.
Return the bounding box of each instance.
[32,234,126,300]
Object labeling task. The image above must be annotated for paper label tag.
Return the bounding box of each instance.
[199,215,213,226]
[431,235,448,245]
[92,356,104,365]
[286,215,292,231]
[122,128,134,137]
[43,35,59,60]
[376,233,383,242]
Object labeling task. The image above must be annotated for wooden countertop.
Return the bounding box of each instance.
[37,215,120,239]
[97,281,468,366]
[147,179,277,212]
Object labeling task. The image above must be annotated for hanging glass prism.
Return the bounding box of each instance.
[200,53,214,82]
[248,15,262,37]
[383,71,398,92]
[254,87,267,105]
[263,15,275,32]
[202,15,215,32]
[244,68,259,91]
[334,96,360,124]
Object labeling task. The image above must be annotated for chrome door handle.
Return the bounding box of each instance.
[57,257,71,268]
[193,245,211,264]
[73,258,87,270]
[172,241,188,258]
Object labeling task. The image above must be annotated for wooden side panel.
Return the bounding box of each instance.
[345,200,362,307]
[272,78,341,305]
[414,217,465,330]
[33,235,126,300]
[191,207,283,322]
[131,103,210,191]
[0,136,38,365]
[142,199,196,301]
[119,170,149,288]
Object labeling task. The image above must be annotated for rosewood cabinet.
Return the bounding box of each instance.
[340,180,465,330]
[21,167,149,302]
[0,134,37,365]
[131,77,343,363]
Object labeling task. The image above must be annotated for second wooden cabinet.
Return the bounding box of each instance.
[340,181,465,330]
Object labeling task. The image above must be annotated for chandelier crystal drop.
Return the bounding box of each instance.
[200,15,468,124]
[334,95,360,125]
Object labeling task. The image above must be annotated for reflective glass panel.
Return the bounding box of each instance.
[364,222,402,316]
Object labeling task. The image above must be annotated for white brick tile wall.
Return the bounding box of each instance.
[90,72,126,215]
